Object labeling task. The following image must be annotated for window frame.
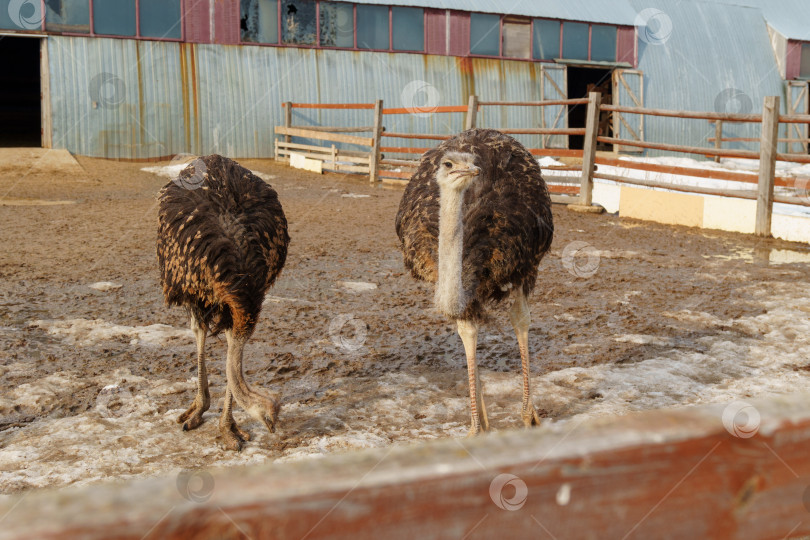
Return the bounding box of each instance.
[467,13,621,64]
[800,42,810,80]
[34,0,186,42]
[239,1,427,54]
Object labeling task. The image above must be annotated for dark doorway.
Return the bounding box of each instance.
[0,37,41,147]
[567,66,612,150]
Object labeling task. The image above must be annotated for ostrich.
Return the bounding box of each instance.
[395,129,554,435]
[157,155,289,450]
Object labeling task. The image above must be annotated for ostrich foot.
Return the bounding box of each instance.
[522,406,542,428]
[218,420,251,451]
[177,400,208,431]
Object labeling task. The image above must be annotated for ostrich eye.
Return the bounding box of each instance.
[443,161,452,169]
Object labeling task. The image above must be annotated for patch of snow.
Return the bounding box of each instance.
[29,319,193,346]
[141,163,276,183]
[337,281,378,292]
[88,281,122,292]
[341,193,371,198]
[537,157,566,168]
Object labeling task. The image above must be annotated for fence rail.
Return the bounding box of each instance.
[275,94,810,236]
[5,393,810,539]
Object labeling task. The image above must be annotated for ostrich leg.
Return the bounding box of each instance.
[509,291,541,427]
[177,313,210,431]
[218,388,251,451]
[458,319,489,435]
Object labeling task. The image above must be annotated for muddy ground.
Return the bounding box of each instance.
[2,154,810,494]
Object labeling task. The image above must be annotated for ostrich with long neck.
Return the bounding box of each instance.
[395,129,554,434]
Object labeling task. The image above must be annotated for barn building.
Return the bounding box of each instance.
[0,0,808,159]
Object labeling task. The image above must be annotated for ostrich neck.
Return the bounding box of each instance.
[435,186,467,318]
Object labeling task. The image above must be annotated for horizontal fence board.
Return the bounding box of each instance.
[382,105,468,115]
[275,126,374,147]
[479,99,589,107]
[602,105,763,123]
[381,133,451,140]
[597,137,761,160]
[8,393,810,539]
[293,126,375,133]
[283,103,375,110]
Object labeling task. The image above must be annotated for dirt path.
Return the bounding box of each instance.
[1,155,810,494]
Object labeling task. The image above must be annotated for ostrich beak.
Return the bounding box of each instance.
[456,165,481,177]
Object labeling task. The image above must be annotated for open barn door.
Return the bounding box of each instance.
[540,64,568,149]
[612,69,644,153]
[787,81,808,154]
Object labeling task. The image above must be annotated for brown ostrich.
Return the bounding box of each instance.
[157,155,289,450]
[395,129,554,435]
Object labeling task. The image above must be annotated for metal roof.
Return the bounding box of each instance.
[695,0,810,41]
[353,0,640,26]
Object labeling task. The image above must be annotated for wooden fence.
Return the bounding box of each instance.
[4,392,810,538]
[276,95,810,237]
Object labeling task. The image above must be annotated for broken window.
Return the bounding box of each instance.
[533,19,560,60]
[562,21,589,60]
[802,43,810,79]
[470,13,499,56]
[241,0,279,44]
[502,17,530,59]
[45,0,90,33]
[281,0,316,45]
[392,7,423,51]
[320,1,353,48]
[590,24,616,62]
[357,4,388,50]
[139,0,181,39]
[93,0,135,36]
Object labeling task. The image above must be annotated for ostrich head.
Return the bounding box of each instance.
[435,152,481,192]
[247,390,282,433]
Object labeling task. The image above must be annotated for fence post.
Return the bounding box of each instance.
[284,102,292,144]
[714,120,722,163]
[369,99,383,183]
[756,95,780,237]
[465,95,479,130]
[579,91,602,207]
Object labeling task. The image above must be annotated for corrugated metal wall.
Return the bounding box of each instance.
[48,35,559,159]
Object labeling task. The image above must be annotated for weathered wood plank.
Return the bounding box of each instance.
[579,92,601,206]
[369,100,384,183]
[274,126,374,147]
[756,96,780,237]
[602,104,762,123]
[5,395,810,539]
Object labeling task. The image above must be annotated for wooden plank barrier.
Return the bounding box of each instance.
[4,394,810,539]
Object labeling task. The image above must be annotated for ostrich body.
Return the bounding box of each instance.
[395,129,554,435]
[157,155,289,450]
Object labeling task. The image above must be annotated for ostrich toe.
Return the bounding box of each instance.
[522,406,541,428]
[177,400,208,431]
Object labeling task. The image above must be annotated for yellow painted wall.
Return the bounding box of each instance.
[619,186,704,228]
[702,197,756,234]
